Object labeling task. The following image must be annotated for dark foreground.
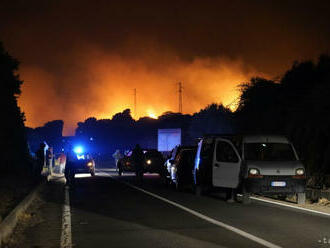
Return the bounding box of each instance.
[7,167,330,248]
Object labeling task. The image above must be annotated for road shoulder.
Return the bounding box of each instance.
[3,176,65,248]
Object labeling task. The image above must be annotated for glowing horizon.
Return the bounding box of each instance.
[18,50,262,135]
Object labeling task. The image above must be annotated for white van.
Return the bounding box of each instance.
[193,135,306,204]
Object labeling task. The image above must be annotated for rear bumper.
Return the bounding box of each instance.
[245,176,306,194]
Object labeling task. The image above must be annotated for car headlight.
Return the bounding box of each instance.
[87,162,93,167]
[248,168,260,175]
[146,159,152,165]
[296,168,304,175]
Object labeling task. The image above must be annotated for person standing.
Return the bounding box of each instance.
[46,147,54,175]
[59,153,66,174]
[35,143,46,179]
[64,146,76,186]
[131,144,144,184]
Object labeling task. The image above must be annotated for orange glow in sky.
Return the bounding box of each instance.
[18,47,261,135]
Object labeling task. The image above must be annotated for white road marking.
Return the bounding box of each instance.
[102,172,330,218]
[115,179,282,248]
[250,196,330,217]
[61,186,72,248]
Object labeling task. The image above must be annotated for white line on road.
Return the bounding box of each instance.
[116,179,282,248]
[61,186,72,248]
[250,196,330,217]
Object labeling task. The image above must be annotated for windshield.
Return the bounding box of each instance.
[244,143,296,161]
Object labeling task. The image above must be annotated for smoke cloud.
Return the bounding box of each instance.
[18,42,261,135]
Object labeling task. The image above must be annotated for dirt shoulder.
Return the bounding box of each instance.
[0,174,39,222]
[3,176,64,248]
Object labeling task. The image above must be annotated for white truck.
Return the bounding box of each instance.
[158,129,181,152]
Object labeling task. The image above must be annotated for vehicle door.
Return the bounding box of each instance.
[212,138,242,188]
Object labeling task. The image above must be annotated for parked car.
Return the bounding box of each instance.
[193,134,306,204]
[117,149,165,176]
[143,149,165,174]
[170,147,197,190]
[163,145,195,184]
[71,153,96,177]
[117,151,134,176]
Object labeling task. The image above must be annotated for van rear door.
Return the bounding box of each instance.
[213,138,241,188]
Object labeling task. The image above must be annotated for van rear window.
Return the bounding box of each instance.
[244,143,296,161]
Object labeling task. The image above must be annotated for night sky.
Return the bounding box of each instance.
[1,0,329,134]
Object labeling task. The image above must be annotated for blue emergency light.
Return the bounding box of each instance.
[74,146,84,154]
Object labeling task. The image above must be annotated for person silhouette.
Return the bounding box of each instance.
[132,144,144,184]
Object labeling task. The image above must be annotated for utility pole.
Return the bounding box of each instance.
[134,88,137,119]
[178,82,183,113]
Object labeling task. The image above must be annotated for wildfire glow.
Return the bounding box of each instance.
[18,46,261,135]
[147,109,158,119]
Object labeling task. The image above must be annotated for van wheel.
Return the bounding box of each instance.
[297,192,306,205]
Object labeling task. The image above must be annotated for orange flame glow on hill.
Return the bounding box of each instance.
[18,46,260,135]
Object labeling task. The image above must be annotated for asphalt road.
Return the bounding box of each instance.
[66,168,330,248]
[9,166,330,248]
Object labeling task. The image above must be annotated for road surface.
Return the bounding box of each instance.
[9,167,330,248]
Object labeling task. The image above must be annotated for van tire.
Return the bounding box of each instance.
[297,192,306,205]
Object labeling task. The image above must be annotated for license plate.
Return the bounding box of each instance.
[271,181,286,187]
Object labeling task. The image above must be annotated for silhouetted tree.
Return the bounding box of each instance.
[27,120,64,153]
[0,42,29,174]
[189,103,234,139]
[236,77,282,133]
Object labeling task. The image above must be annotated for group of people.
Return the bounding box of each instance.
[113,144,145,184]
[35,142,75,185]
[36,142,146,185]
